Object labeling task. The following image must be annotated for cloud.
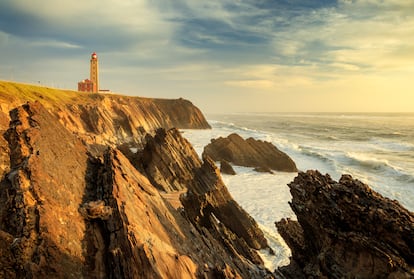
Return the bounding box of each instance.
[0,0,172,52]
[29,40,82,49]
[1,0,414,112]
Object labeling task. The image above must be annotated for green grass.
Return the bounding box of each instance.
[0,80,99,108]
[0,80,174,109]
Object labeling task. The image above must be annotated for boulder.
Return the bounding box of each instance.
[203,133,297,172]
[220,160,236,175]
[276,170,414,278]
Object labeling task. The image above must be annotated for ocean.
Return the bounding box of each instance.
[181,112,414,271]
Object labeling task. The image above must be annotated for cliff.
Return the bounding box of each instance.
[276,170,414,278]
[0,82,274,278]
[0,81,210,146]
[203,133,297,173]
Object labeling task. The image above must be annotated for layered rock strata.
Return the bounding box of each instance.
[139,128,270,253]
[276,170,414,278]
[203,133,297,173]
[0,81,210,146]
[0,101,274,277]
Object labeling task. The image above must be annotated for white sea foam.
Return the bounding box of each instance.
[222,166,297,271]
[346,152,394,169]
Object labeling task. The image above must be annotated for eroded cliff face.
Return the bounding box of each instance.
[0,102,89,278]
[0,91,273,277]
[276,170,414,279]
[0,81,210,147]
[139,128,269,252]
[58,95,210,147]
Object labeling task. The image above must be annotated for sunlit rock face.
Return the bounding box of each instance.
[0,99,274,278]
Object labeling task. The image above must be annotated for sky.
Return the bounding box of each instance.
[0,0,414,113]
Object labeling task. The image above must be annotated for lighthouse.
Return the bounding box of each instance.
[90,52,99,93]
[78,52,99,93]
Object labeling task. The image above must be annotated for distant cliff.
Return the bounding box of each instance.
[0,82,275,278]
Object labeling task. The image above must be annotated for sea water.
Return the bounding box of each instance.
[181,112,414,271]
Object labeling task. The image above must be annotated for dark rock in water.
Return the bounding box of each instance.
[276,170,414,279]
[203,133,297,172]
[220,160,236,175]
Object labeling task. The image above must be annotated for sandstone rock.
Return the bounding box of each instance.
[0,81,211,147]
[181,156,269,252]
[152,97,211,129]
[79,200,112,220]
[0,230,15,279]
[140,128,269,251]
[220,160,236,175]
[276,170,414,278]
[203,133,297,173]
[0,102,275,278]
[1,101,89,278]
[0,134,9,179]
[139,128,202,192]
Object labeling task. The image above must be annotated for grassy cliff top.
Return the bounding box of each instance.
[0,80,115,107]
[0,80,186,108]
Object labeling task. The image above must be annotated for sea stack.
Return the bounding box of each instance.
[203,133,297,173]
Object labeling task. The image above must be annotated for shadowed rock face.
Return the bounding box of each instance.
[203,133,297,173]
[0,102,274,278]
[220,160,236,175]
[276,170,414,279]
[139,128,202,192]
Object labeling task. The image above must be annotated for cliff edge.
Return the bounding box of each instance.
[0,81,210,146]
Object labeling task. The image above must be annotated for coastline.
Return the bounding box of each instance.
[0,81,412,278]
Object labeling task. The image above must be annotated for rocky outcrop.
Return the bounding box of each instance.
[276,170,414,278]
[0,102,90,278]
[220,160,236,175]
[138,128,202,192]
[203,133,297,172]
[139,128,270,252]
[0,134,9,179]
[60,95,210,147]
[0,101,274,277]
